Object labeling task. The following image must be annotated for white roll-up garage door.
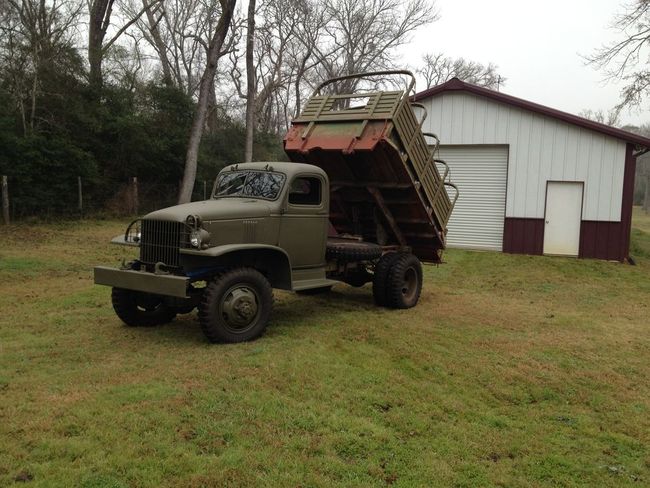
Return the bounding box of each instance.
[436,145,508,251]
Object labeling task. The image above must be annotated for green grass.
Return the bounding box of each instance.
[1,211,649,486]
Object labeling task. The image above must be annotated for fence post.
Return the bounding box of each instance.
[78,176,83,217]
[1,175,9,225]
[131,177,139,215]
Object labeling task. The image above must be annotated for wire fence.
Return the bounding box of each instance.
[0,174,215,224]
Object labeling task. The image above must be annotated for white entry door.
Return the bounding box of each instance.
[543,182,583,256]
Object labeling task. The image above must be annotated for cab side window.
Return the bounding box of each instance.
[288,177,321,205]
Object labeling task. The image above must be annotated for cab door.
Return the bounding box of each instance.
[278,174,328,268]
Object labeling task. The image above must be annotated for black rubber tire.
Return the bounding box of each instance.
[198,268,273,343]
[174,303,196,315]
[296,286,333,295]
[111,288,177,327]
[326,238,382,262]
[385,253,423,309]
[372,252,401,306]
[173,285,200,314]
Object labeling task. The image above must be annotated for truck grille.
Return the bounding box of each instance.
[139,219,185,267]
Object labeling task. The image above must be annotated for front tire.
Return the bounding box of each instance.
[111,288,177,327]
[198,268,273,343]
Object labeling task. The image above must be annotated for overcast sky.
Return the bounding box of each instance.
[400,0,649,127]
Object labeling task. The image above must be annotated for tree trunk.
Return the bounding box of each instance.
[294,50,312,117]
[178,0,237,204]
[244,0,257,162]
[88,0,113,92]
[29,58,38,133]
[88,42,103,91]
[206,77,219,134]
[1,176,9,225]
[143,0,174,87]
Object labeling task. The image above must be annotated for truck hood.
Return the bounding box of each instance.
[143,198,273,222]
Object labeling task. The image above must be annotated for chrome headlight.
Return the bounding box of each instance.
[189,228,210,249]
[190,230,201,248]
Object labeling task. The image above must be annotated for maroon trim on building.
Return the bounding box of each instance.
[579,221,624,261]
[413,79,650,149]
[503,218,544,255]
[580,143,636,262]
[621,143,637,260]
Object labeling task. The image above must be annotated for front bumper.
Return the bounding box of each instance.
[93,266,189,298]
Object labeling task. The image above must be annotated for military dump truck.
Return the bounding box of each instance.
[94,71,458,343]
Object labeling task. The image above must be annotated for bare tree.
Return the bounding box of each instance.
[178,0,237,204]
[586,0,650,110]
[140,0,174,86]
[229,0,435,141]
[123,0,243,100]
[1,0,83,135]
[417,53,504,90]
[87,0,161,91]
[578,108,621,127]
[231,0,303,139]
[313,0,438,93]
[291,0,329,116]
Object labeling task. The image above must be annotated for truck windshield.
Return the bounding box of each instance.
[214,171,285,200]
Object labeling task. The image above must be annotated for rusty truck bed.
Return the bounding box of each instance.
[284,71,458,263]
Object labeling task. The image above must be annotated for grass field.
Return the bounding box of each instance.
[1,210,649,487]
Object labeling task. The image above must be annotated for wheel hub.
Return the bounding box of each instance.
[402,267,417,301]
[221,287,259,329]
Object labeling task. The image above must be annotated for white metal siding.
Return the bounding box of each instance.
[421,92,627,221]
[438,145,508,251]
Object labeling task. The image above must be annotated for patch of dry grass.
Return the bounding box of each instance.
[0,215,649,487]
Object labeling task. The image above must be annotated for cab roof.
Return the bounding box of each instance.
[222,161,328,180]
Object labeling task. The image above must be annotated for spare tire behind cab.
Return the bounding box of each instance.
[326,238,382,262]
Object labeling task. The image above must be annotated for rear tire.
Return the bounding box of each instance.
[111,288,177,327]
[198,268,273,343]
[372,252,400,306]
[385,253,422,309]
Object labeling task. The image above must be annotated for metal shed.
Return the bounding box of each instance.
[413,78,650,262]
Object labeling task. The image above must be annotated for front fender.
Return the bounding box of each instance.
[110,234,139,247]
[180,244,292,290]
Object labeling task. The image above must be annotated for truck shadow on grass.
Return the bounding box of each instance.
[135,286,378,344]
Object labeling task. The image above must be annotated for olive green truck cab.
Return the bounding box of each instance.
[94,71,458,343]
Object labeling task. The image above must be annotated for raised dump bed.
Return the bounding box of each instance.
[284,70,458,263]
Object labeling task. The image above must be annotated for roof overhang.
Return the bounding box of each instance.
[412,78,650,150]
